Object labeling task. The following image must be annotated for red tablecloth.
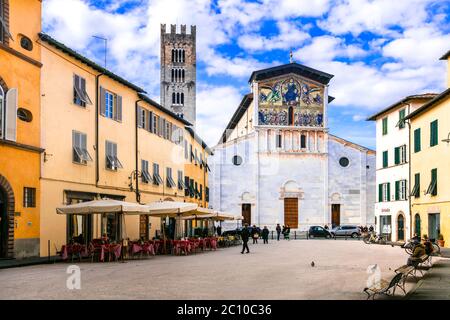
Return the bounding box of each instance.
[61,244,88,260]
[90,244,122,261]
[171,240,191,255]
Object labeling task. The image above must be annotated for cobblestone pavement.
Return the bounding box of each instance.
[0,240,414,300]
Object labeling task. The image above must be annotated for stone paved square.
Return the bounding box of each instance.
[0,240,415,300]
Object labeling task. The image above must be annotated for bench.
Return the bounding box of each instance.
[394,265,414,291]
[363,272,404,300]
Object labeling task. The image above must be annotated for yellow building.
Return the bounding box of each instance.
[0,0,43,258]
[38,33,198,256]
[406,71,450,247]
[183,127,212,234]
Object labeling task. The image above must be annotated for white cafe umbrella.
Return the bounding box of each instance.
[56,199,151,215]
[144,201,198,217]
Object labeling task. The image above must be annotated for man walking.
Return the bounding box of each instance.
[276,224,282,241]
[241,223,250,254]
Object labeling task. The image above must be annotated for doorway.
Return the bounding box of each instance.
[428,213,440,242]
[331,204,340,228]
[397,214,405,241]
[284,198,298,228]
[0,188,7,258]
[242,204,251,226]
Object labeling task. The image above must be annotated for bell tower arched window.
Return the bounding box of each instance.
[181,93,184,105]
[172,92,176,104]
[288,107,294,125]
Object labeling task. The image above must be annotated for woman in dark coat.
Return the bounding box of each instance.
[251,225,259,244]
[262,226,269,244]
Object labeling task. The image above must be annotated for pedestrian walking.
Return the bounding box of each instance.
[276,224,282,241]
[251,224,259,244]
[262,226,269,244]
[283,225,290,240]
[241,223,250,254]
[217,225,222,236]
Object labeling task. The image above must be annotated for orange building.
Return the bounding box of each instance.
[0,0,43,258]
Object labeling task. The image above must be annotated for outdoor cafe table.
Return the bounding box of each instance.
[171,240,191,255]
[61,244,89,261]
[90,243,122,262]
[129,241,155,257]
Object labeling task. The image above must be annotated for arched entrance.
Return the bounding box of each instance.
[397,213,405,241]
[0,174,15,258]
[280,181,303,229]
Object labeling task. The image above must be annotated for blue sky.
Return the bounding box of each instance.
[42,0,450,149]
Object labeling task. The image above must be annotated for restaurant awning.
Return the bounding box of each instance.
[181,211,239,221]
[56,199,151,215]
[144,201,198,217]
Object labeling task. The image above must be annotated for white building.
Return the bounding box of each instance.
[210,63,376,231]
[367,94,437,242]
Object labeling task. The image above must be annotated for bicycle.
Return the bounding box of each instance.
[363,232,386,244]
[402,239,440,255]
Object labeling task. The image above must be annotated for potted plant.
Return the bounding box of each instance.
[437,234,445,247]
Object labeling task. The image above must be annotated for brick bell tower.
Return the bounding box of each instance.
[160,24,197,126]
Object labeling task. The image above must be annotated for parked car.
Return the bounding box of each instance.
[331,225,361,238]
[308,226,332,238]
[221,226,256,238]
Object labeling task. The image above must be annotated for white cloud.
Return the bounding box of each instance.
[319,0,436,36]
[196,85,245,146]
[238,21,310,52]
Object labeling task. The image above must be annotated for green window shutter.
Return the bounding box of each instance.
[395,181,399,201]
[382,151,388,168]
[382,118,388,135]
[394,147,400,165]
[399,109,405,129]
[430,120,438,147]
[414,128,421,152]
[415,173,420,198]
[431,168,437,196]
[387,183,391,202]
[379,184,383,202]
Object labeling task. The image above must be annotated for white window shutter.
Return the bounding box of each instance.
[5,88,18,142]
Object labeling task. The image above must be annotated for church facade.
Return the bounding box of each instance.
[210,63,376,231]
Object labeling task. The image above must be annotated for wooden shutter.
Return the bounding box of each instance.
[430,120,438,146]
[5,88,18,141]
[137,106,143,128]
[387,183,391,202]
[394,147,400,165]
[414,129,421,152]
[395,181,399,201]
[147,111,152,132]
[100,87,106,116]
[116,95,122,122]
[379,184,383,202]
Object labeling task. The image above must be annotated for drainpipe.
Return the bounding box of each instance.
[95,73,104,187]
[406,103,412,239]
[135,99,143,203]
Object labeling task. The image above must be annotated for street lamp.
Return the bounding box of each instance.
[128,170,142,203]
[442,132,450,144]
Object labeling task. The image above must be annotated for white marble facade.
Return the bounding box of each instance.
[210,63,376,231]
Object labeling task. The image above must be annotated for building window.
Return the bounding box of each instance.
[184,176,190,196]
[0,85,4,139]
[0,0,12,44]
[205,187,210,202]
[339,157,349,167]
[394,145,407,165]
[152,163,163,186]
[105,141,123,170]
[395,180,407,201]
[166,167,176,188]
[189,179,195,198]
[430,119,438,147]
[23,187,36,208]
[411,173,420,198]
[17,108,33,122]
[20,36,33,51]
[177,170,185,190]
[141,160,152,184]
[184,140,188,159]
[426,168,437,196]
[414,214,421,237]
[382,150,388,168]
[73,75,92,107]
[73,131,92,164]
[288,107,294,125]
[382,117,388,135]
[138,107,146,129]
[153,115,159,134]
[414,128,421,153]
[398,109,406,129]
[100,87,122,122]
[379,183,390,202]
[181,93,184,105]
[232,155,243,166]
[276,133,282,148]
[194,181,199,199]
[199,184,203,200]
[300,134,306,149]
[190,144,193,162]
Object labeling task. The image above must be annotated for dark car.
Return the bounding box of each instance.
[331,225,361,238]
[308,226,332,239]
[222,226,255,238]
